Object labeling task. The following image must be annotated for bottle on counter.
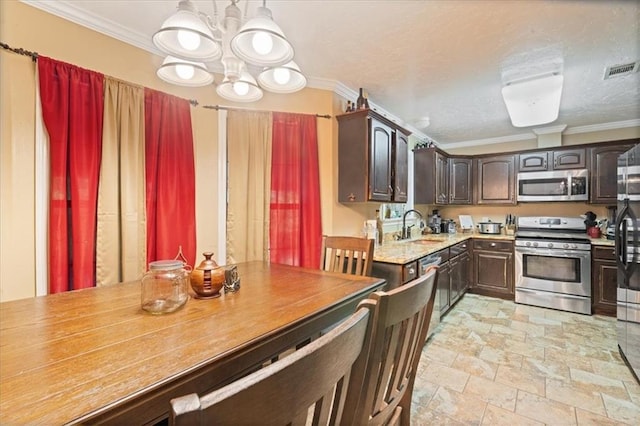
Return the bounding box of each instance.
[448,219,456,234]
[375,209,383,246]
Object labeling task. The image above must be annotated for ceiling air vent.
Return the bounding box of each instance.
[603,61,639,79]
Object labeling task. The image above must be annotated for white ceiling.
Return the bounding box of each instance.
[22,0,640,147]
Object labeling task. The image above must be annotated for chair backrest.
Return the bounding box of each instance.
[320,236,374,276]
[343,267,439,426]
[170,307,373,426]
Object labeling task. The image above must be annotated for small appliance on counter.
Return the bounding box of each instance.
[606,224,616,240]
[477,220,502,234]
[429,209,442,234]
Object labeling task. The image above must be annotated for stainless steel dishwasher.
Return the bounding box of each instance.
[419,252,442,340]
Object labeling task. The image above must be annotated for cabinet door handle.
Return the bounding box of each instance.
[490,242,497,247]
[408,267,415,275]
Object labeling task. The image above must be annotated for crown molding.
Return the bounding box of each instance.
[21,0,158,55]
[440,132,536,150]
[533,124,567,135]
[563,119,640,135]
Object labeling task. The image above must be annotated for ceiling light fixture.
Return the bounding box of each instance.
[152,0,306,101]
[501,72,564,127]
[157,56,215,87]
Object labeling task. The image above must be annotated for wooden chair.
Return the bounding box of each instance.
[170,307,373,426]
[320,236,374,276]
[343,267,439,426]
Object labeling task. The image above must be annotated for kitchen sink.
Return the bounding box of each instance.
[408,239,445,245]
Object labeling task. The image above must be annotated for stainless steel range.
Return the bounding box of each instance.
[515,216,591,315]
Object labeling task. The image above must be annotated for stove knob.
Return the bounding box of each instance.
[547,243,554,248]
[563,243,569,249]
[571,244,578,249]
[525,241,532,247]
[533,242,539,248]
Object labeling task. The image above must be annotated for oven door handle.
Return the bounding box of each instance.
[514,247,590,259]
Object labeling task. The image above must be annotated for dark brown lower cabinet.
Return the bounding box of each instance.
[450,251,470,306]
[592,245,617,316]
[470,239,514,299]
[438,242,471,317]
[438,261,451,316]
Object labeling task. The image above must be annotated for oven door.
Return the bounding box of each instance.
[515,246,591,296]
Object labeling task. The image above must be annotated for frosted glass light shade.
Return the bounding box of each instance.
[258,61,306,93]
[501,73,564,127]
[157,56,214,87]
[153,0,221,61]
[230,6,294,67]
[216,71,263,102]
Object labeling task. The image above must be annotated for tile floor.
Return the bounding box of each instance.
[411,294,640,425]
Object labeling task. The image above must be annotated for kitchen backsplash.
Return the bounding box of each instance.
[417,202,610,229]
[354,202,610,242]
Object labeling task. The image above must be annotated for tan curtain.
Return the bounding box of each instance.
[96,77,146,285]
[226,110,272,264]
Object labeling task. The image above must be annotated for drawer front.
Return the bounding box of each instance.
[473,239,513,252]
[450,240,470,257]
[593,246,616,261]
[403,261,418,284]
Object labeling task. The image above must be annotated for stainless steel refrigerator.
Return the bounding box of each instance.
[617,143,640,382]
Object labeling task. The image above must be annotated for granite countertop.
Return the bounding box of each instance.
[373,231,515,264]
[374,232,615,264]
[589,236,615,246]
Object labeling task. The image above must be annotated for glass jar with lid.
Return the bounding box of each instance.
[141,260,189,314]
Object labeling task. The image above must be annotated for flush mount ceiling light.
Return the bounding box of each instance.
[501,72,564,127]
[152,0,305,101]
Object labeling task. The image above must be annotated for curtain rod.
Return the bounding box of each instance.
[1,41,38,62]
[0,41,331,119]
[189,101,332,119]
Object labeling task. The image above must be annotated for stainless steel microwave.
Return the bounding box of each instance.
[517,169,589,202]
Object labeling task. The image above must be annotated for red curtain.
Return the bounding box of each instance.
[144,89,196,267]
[38,56,104,293]
[269,113,322,268]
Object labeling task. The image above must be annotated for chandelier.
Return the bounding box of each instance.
[153,0,306,102]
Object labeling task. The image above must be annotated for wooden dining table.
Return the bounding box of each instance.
[0,261,385,425]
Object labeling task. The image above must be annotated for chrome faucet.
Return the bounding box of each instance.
[401,209,423,240]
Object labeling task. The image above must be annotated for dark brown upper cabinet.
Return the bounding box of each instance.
[449,157,473,204]
[589,142,635,204]
[414,148,473,205]
[475,155,517,204]
[518,148,586,172]
[337,109,410,203]
[393,132,409,203]
[414,148,448,205]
